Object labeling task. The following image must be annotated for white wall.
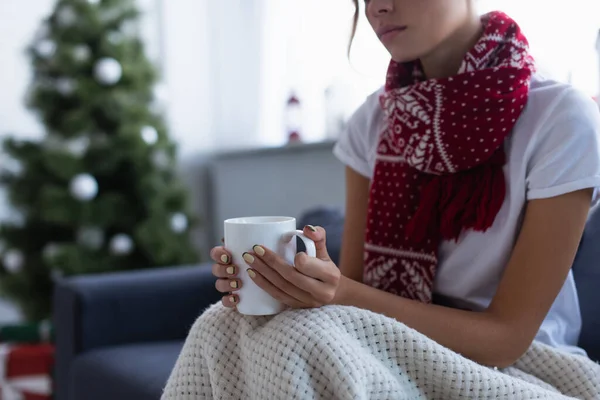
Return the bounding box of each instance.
[259,0,600,147]
[0,0,54,141]
[157,0,267,156]
[158,0,214,155]
[258,0,388,147]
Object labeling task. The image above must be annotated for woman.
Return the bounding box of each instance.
[211,0,600,369]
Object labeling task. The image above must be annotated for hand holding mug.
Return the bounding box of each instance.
[211,218,341,315]
[211,246,242,308]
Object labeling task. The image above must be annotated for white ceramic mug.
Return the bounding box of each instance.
[224,216,316,316]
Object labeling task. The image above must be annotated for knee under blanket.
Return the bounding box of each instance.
[162,304,600,399]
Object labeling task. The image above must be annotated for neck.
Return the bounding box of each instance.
[420,12,483,79]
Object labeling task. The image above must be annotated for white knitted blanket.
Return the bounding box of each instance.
[162,303,600,400]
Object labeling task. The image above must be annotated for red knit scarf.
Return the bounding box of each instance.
[363,11,535,302]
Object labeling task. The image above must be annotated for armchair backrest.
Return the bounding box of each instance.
[572,205,600,361]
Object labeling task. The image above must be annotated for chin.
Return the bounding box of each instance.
[386,44,423,64]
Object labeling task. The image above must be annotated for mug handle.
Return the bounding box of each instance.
[282,230,317,264]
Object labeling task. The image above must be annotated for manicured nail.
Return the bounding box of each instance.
[230,280,238,289]
[226,266,235,275]
[243,253,255,264]
[229,296,237,304]
[247,269,256,279]
[306,225,317,232]
[253,245,265,256]
[220,254,230,264]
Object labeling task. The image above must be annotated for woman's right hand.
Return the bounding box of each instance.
[210,246,241,308]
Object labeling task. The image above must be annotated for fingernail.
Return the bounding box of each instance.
[229,296,237,304]
[243,253,255,264]
[230,280,238,289]
[247,269,256,279]
[252,245,265,256]
[220,254,230,264]
[226,266,235,275]
[306,225,317,232]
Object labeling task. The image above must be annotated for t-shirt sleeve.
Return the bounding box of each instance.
[333,96,376,179]
[526,89,600,201]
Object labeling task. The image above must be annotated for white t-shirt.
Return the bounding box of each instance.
[333,73,600,355]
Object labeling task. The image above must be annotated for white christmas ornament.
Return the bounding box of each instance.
[69,174,98,201]
[36,40,56,59]
[56,78,76,96]
[109,234,134,255]
[141,126,158,145]
[73,45,91,62]
[57,6,77,26]
[170,213,188,233]
[3,250,24,273]
[77,227,104,250]
[94,58,122,85]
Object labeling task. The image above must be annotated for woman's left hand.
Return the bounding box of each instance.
[242,225,342,309]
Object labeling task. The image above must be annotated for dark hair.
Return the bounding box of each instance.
[348,0,359,57]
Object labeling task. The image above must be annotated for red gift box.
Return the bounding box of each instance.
[0,344,54,400]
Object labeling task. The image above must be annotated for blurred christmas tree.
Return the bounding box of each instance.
[0,0,199,321]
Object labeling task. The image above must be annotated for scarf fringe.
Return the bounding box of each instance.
[406,151,507,242]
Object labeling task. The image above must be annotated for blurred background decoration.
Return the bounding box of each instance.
[0,0,198,321]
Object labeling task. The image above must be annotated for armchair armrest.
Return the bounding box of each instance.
[53,264,219,400]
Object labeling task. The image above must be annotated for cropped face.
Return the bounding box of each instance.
[364,0,473,62]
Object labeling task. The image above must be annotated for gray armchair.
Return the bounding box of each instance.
[571,205,600,361]
[53,264,221,400]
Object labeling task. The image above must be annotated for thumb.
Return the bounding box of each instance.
[302,225,331,262]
